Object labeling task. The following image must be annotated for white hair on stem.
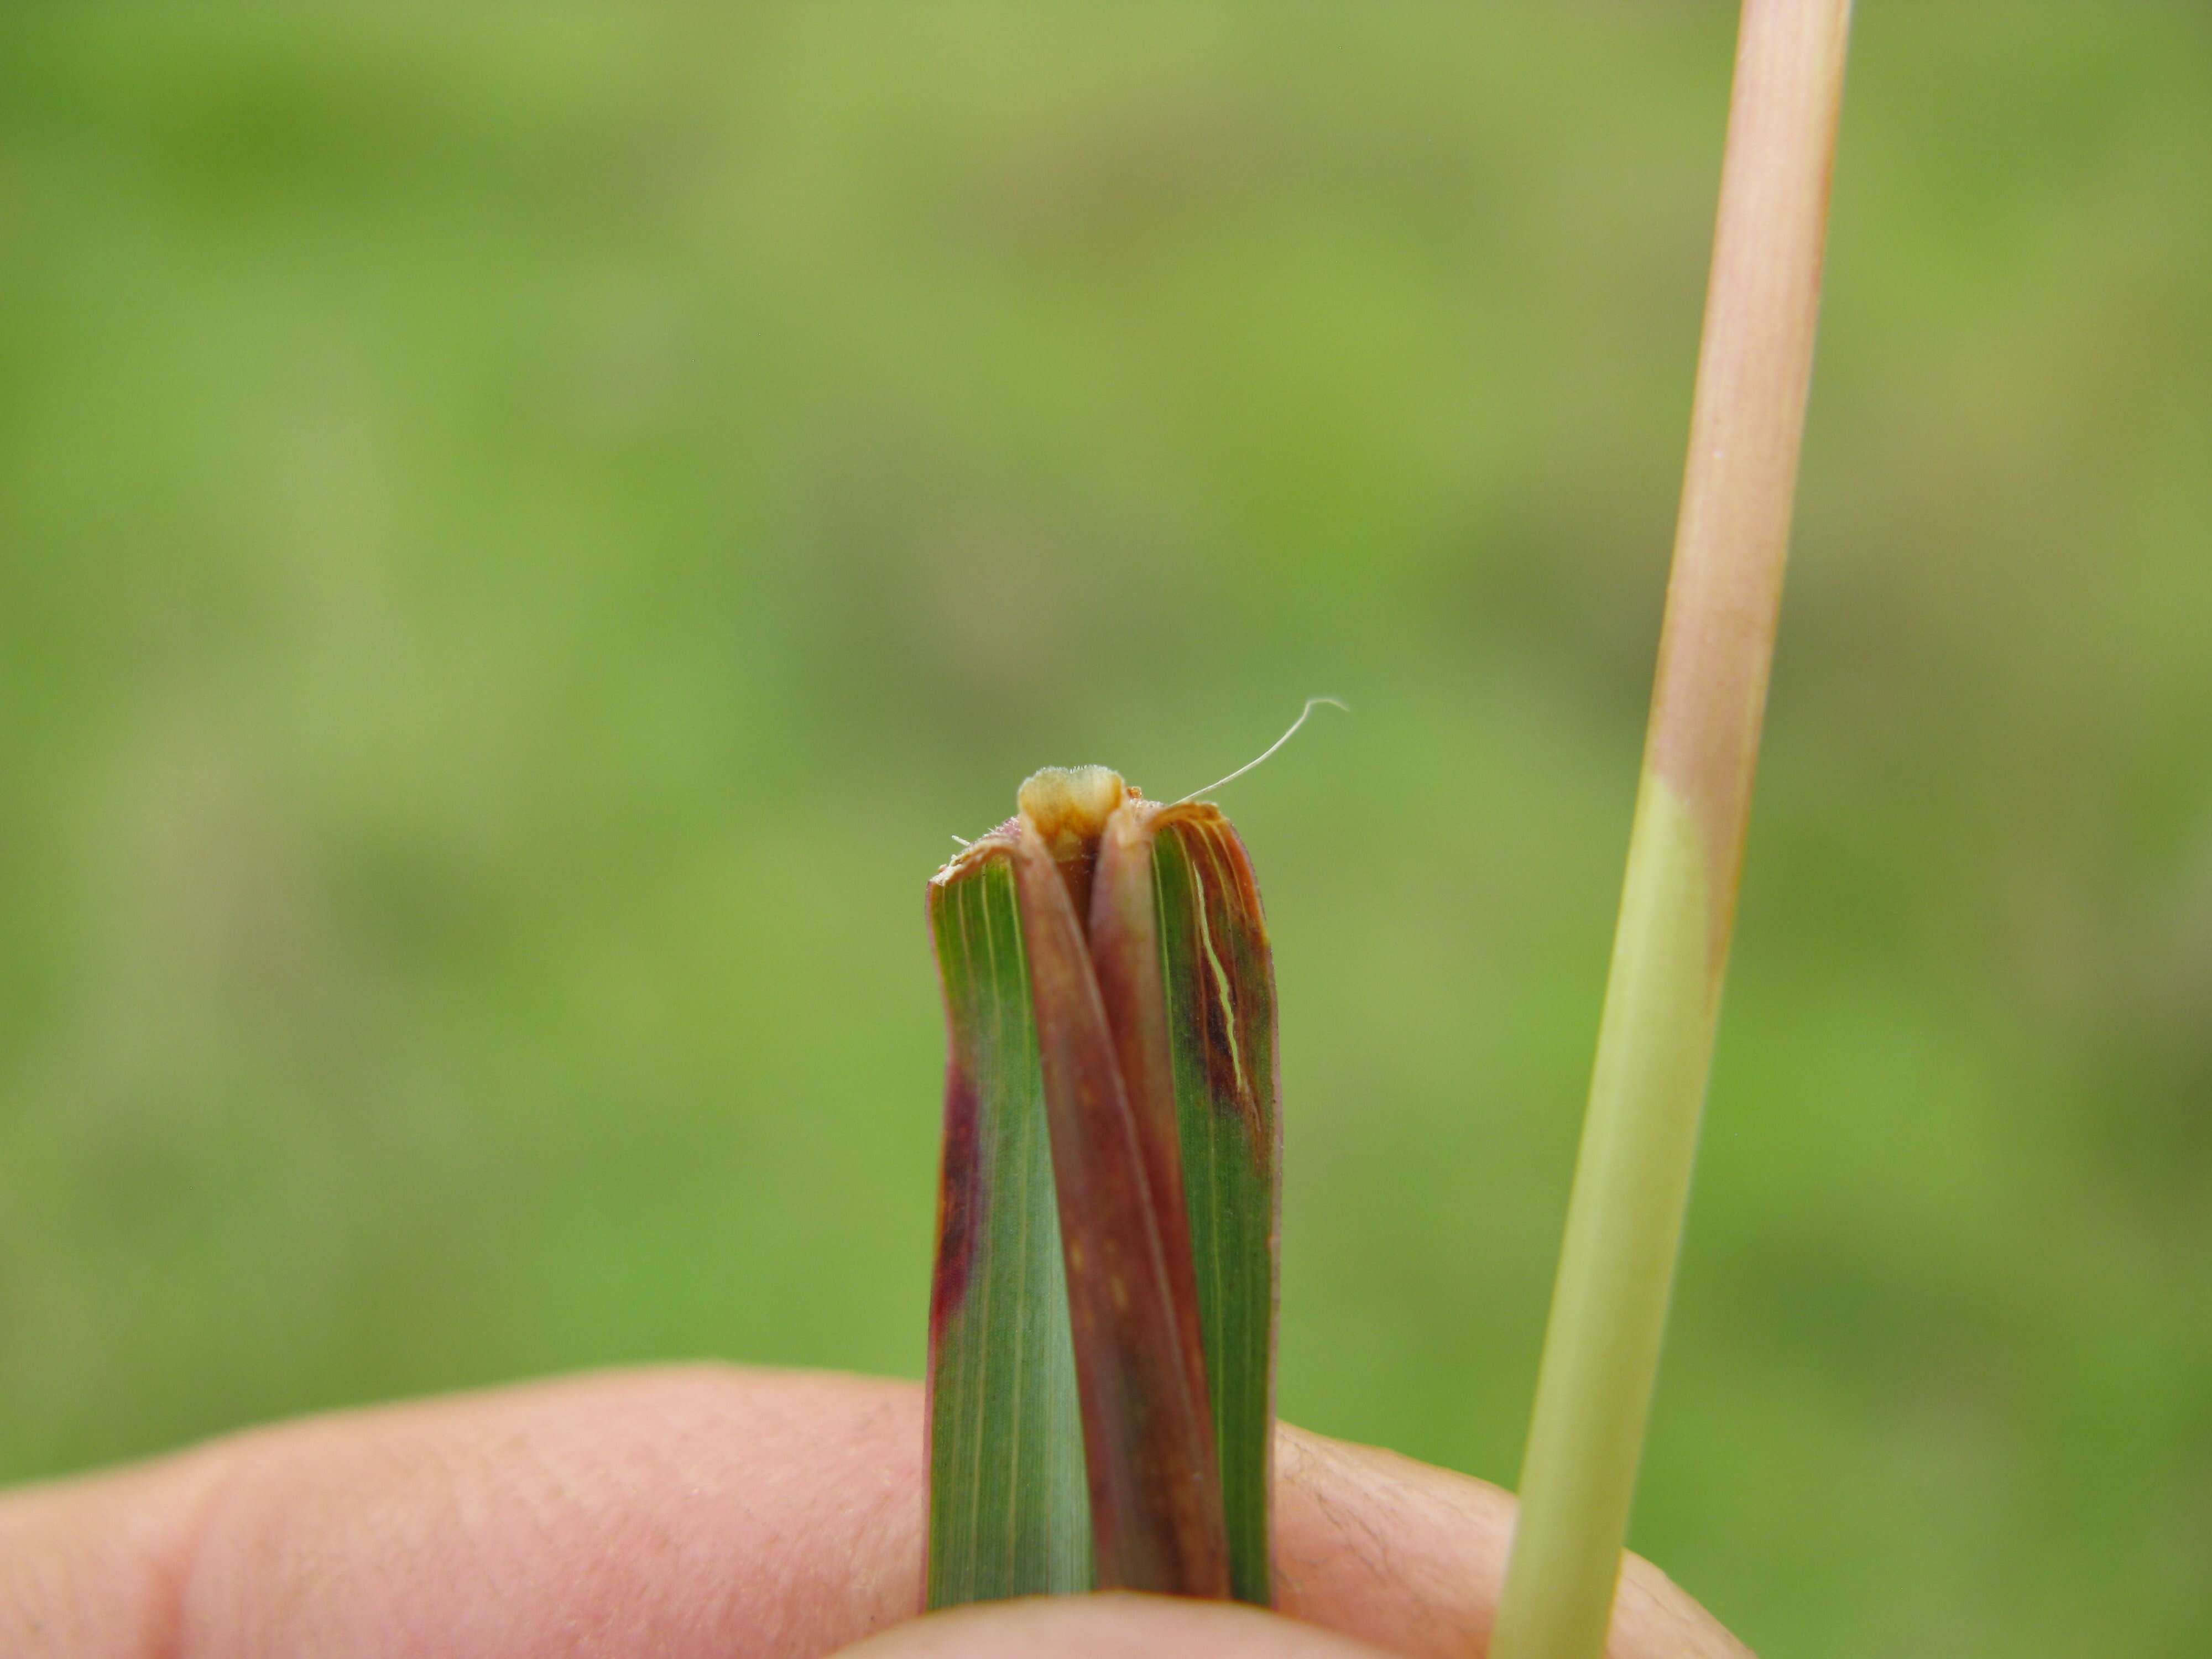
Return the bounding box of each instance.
[1174,696,1348,806]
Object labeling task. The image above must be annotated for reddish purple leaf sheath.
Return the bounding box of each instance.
[1008,823,1230,1598]
[927,766,1277,1606]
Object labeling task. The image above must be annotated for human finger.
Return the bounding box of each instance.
[0,1365,1746,1658]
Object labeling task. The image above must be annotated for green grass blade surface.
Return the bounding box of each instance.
[1151,807,1281,1606]
[925,851,1090,1607]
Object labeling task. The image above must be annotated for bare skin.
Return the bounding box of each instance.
[0,1365,1750,1658]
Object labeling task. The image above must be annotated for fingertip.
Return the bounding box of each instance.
[1,1369,1749,1659]
[836,1593,1393,1658]
[175,1365,926,1658]
[1273,1426,1751,1659]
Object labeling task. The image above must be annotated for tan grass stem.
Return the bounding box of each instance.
[1486,5,1854,1656]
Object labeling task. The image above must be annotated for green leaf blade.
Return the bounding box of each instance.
[925,848,1090,1608]
[1151,807,1281,1607]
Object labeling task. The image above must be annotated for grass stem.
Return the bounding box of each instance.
[1487,4,1854,1656]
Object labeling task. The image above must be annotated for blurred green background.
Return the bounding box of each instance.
[3,7,2208,1655]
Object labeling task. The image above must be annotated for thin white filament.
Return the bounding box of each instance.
[1173,695,1348,805]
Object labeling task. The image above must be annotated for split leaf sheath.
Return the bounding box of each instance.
[925,768,1280,1608]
